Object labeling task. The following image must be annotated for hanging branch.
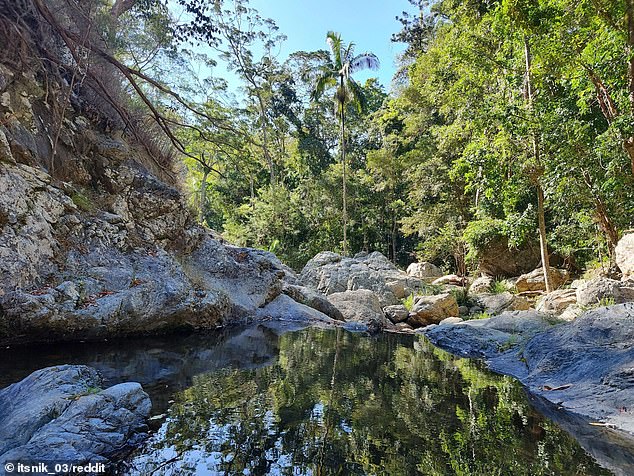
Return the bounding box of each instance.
[30,0,242,176]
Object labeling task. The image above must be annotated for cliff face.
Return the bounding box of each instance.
[0,62,303,343]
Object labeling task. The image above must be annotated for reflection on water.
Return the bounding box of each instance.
[116,326,613,476]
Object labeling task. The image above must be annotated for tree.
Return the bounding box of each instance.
[311,31,379,256]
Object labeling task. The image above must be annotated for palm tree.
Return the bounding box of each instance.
[312,31,379,256]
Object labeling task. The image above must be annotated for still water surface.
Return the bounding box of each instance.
[0,323,625,475]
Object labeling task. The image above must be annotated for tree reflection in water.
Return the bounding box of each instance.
[125,327,610,475]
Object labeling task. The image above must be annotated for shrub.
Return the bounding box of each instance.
[489,278,510,294]
[450,287,476,308]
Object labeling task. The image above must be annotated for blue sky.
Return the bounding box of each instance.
[177,0,416,99]
[248,0,411,89]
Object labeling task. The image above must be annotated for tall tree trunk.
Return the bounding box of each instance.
[339,78,348,256]
[623,0,634,175]
[524,37,553,292]
[392,210,397,263]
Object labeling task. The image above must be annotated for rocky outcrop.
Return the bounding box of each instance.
[327,289,394,332]
[407,293,459,327]
[0,70,342,343]
[616,232,634,279]
[515,267,570,292]
[536,288,577,315]
[576,277,634,307]
[423,304,634,436]
[477,292,531,315]
[299,251,422,306]
[0,365,150,469]
[406,262,442,281]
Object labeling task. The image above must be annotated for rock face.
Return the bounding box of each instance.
[423,304,634,436]
[0,365,150,467]
[406,262,442,281]
[477,237,542,277]
[327,289,394,332]
[477,292,531,315]
[407,293,459,327]
[0,65,342,343]
[536,289,578,315]
[515,267,570,292]
[576,277,634,307]
[616,233,634,279]
[299,251,422,306]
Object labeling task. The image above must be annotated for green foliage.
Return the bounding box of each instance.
[103,0,634,276]
[489,279,512,295]
[402,293,415,311]
[450,287,476,308]
[465,311,492,321]
[71,192,94,212]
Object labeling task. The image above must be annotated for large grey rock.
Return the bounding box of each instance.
[516,267,570,292]
[424,304,634,437]
[406,262,442,280]
[256,294,337,325]
[576,277,634,307]
[407,293,458,327]
[327,289,394,332]
[0,365,150,467]
[282,284,344,321]
[383,304,409,323]
[300,251,422,306]
[477,292,531,315]
[616,233,634,279]
[423,310,554,358]
[536,288,577,315]
[469,275,494,294]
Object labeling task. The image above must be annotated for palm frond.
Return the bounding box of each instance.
[350,53,380,74]
[344,42,356,63]
[346,78,367,114]
[312,73,337,101]
[326,31,343,69]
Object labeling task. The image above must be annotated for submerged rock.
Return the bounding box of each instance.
[0,365,150,468]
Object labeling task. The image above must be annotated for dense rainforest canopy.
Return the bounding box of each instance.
[4,0,634,273]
